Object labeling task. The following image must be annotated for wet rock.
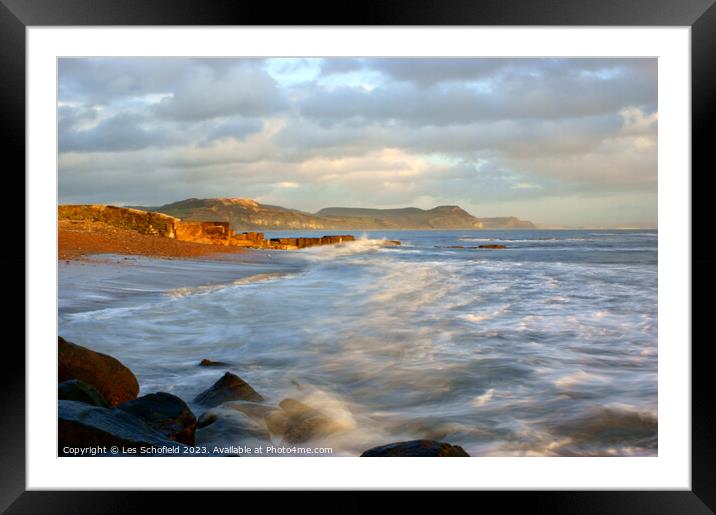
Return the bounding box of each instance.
[195,407,271,450]
[545,407,658,455]
[279,398,320,418]
[284,415,335,444]
[58,379,109,408]
[360,440,470,457]
[228,402,280,421]
[194,372,264,406]
[224,402,286,438]
[197,412,219,428]
[198,359,229,367]
[478,244,507,249]
[58,400,186,455]
[265,411,289,436]
[58,336,139,407]
[272,398,337,444]
[117,392,197,446]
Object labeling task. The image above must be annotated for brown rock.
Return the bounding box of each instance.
[58,336,139,407]
[275,398,337,444]
[194,372,264,406]
[265,410,289,436]
[284,415,334,444]
[198,358,229,367]
[478,244,507,249]
[58,205,178,238]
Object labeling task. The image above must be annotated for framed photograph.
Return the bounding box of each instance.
[5,0,713,511]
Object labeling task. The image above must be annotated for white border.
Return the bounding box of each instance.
[27,27,690,490]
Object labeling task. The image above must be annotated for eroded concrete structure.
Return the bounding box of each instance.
[58,205,358,250]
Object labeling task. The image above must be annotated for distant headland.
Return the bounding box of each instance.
[131,197,536,231]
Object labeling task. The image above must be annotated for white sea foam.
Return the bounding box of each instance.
[554,370,610,388]
[472,388,495,407]
[298,237,389,260]
[166,271,298,298]
[461,305,511,323]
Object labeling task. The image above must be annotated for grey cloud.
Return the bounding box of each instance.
[273,112,626,163]
[321,58,656,89]
[59,112,185,153]
[153,66,286,121]
[58,105,99,131]
[203,118,264,144]
[300,67,655,126]
[59,58,267,106]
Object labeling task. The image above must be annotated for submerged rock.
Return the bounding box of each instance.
[117,392,197,446]
[58,400,186,454]
[266,398,339,444]
[228,402,280,421]
[197,412,219,429]
[198,359,229,367]
[360,440,470,457]
[194,372,264,406]
[58,336,139,407]
[195,407,271,449]
[58,379,109,408]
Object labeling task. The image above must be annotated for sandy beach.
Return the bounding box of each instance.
[58,219,247,261]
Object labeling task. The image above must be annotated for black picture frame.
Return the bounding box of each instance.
[3,0,713,512]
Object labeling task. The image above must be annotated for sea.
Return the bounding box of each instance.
[58,229,658,457]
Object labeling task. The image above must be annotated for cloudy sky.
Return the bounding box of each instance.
[58,58,657,227]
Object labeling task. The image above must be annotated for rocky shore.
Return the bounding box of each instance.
[57,336,469,457]
[59,205,375,259]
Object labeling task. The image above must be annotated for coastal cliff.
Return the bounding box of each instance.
[136,198,535,231]
[59,204,358,252]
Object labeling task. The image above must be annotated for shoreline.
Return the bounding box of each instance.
[59,219,248,261]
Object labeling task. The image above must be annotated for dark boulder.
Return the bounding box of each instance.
[117,392,197,446]
[478,244,507,249]
[199,359,229,367]
[360,440,470,457]
[58,379,109,408]
[58,400,185,455]
[58,336,139,407]
[197,412,219,428]
[194,372,264,406]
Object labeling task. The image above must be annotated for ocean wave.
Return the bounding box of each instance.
[297,237,392,260]
[167,271,299,298]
